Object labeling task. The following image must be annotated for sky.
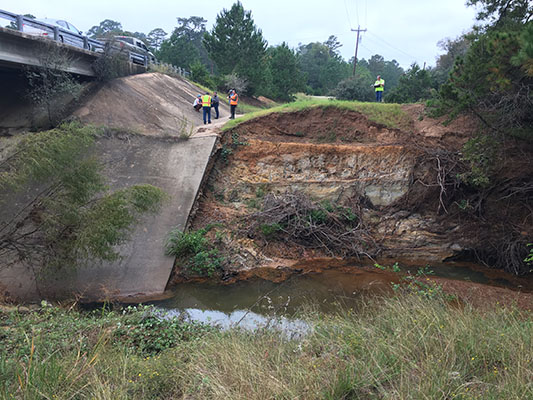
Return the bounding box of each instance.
[0,0,479,69]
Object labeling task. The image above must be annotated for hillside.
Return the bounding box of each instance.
[173,101,533,286]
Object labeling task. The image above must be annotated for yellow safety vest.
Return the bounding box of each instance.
[374,79,385,92]
[202,95,212,107]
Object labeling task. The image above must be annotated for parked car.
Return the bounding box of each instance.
[97,35,156,65]
[22,18,86,48]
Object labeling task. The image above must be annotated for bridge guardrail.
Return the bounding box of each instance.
[0,9,149,66]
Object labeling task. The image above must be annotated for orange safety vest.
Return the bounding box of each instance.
[230,93,239,106]
[202,94,212,107]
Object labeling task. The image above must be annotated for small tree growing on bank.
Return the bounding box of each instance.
[24,41,82,126]
[0,123,165,286]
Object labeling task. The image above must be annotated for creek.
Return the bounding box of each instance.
[152,259,532,334]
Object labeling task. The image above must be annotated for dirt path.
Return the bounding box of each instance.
[191,115,231,138]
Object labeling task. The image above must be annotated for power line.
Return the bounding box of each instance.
[354,0,360,27]
[365,0,367,28]
[343,0,353,28]
[366,30,417,60]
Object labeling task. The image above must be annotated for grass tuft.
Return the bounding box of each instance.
[0,293,531,399]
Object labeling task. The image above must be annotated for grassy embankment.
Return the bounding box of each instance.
[1,293,531,399]
[223,98,412,132]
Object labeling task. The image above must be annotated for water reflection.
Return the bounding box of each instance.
[161,307,309,338]
[153,268,394,334]
[154,260,531,333]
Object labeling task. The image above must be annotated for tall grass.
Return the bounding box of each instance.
[0,294,531,399]
[223,99,412,132]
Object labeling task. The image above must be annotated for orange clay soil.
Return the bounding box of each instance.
[175,104,532,305]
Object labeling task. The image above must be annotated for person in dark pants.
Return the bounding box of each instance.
[228,89,239,119]
[193,94,202,112]
[212,91,220,119]
[201,92,212,124]
[374,75,385,102]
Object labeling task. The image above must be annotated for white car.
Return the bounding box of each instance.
[23,18,85,48]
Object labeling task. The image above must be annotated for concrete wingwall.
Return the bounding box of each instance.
[41,134,218,300]
[0,133,218,302]
[0,72,223,301]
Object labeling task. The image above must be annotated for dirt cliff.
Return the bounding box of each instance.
[174,103,532,285]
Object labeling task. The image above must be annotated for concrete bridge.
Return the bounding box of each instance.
[0,26,146,77]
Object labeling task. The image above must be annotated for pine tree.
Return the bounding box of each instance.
[267,43,305,101]
[203,2,267,95]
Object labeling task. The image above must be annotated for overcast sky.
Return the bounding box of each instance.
[1,0,479,69]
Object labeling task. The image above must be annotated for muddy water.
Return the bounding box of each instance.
[153,259,532,333]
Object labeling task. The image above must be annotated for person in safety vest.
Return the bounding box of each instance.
[201,92,212,124]
[228,89,239,119]
[373,75,385,102]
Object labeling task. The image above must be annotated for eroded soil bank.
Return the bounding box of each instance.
[170,104,532,303]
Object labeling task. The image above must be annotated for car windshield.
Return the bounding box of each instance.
[118,37,135,44]
[68,22,81,34]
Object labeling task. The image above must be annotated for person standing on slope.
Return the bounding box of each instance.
[374,75,385,102]
[212,91,220,119]
[202,92,212,124]
[228,89,239,119]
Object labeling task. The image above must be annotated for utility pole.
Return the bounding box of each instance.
[352,26,367,76]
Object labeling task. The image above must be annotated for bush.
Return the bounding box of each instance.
[459,134,498,188]
[165,228,223,277]
[0,123,165,273]
[190,61,215,89]
[334,74,374,102]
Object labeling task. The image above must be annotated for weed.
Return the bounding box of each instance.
[114,305,213,355]
[255,184,268,199]
[259,223,283,238]
[246,198,261,209]
[164,228,224,277]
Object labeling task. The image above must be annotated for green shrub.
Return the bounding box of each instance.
[260,223,283,238]
[165,229,208,257]
[114,305,213,355]
[164,228,224,277]
[0,123,165,270]
[459,134,498,188]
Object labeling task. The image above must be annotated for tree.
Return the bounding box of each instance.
[386,63,433,103]
[203,2,267,95]
[334,67,374,102]
[0,123,165,279]
[6,13,34,30]
[87,19,123,38]
[433,35,472,86]
[24,42,82,126]
[190,61,214,88]
[466,0,532,26]
[297,41,351,95]
[266,43,305,101]
[158,17,211,71]
[357,56,404,93]
[147,28,167,51]
[324,35,343,58]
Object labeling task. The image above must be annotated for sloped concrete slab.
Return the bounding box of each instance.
[41,134,217,300]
